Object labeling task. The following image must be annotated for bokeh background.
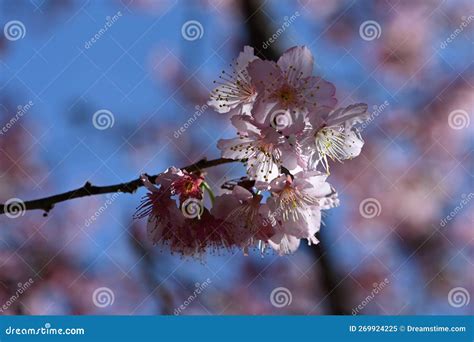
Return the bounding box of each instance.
[0,0,473,315]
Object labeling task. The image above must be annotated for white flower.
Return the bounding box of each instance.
[266,171,339,254]
[302,103,369,172]
[268,233,301,255]
[211,185,270,251]
[248,46,337,115]
[217,115,303,182]
[208,46,258,116]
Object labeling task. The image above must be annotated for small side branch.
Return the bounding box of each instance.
[0,158,235,216]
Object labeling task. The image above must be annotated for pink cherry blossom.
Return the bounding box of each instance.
[217,115,304,182]
[208,46,259,116]
[301,103,369,172]
[169,170,204,202]
[248,46,337,116]
[264,171,339,254]
[136,172,237,257]
[212,185,273,253]
[134,173,186,249]
[136,45,369,258]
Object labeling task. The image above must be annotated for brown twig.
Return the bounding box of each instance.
[0,158,235,216]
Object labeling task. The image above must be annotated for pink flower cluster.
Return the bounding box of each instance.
[137,46,369,257]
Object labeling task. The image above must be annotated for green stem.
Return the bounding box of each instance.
[201,181,215,205]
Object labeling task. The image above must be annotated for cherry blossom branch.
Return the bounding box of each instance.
[0,157,235,216]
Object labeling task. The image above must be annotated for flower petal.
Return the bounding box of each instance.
[230,115,261,135]
[327,103,369,127]
[343,129,364,159]
[211,193,241,219]
[277,46,314,84]
[301,76,337,109]
[268,174,288,193]
[247,59,282,94]
[268,233,301,255]
[232,185,254,202]
[217,137,256,160]
[235,46,258,72]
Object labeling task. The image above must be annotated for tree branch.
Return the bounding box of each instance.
[0,157,235,216]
